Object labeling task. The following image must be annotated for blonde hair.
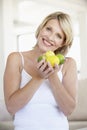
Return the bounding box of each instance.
[35,11,73,55]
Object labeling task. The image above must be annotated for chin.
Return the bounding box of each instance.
[38,43,53,53]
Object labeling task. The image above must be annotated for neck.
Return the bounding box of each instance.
[33,45,44,57]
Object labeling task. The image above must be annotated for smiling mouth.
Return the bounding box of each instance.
[42,38,53,46]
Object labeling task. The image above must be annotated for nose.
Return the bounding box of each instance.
[49,33,55,41]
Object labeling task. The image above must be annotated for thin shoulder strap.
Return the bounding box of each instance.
[19,52,24,67]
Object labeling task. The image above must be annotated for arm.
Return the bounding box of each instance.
[4,52,43,115]
[48,57,78,116]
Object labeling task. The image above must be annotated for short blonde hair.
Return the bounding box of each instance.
[35,11,73,55]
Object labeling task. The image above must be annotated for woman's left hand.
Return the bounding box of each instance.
[37,59,60,79]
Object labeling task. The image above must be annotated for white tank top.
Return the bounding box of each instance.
[14,52,69,130]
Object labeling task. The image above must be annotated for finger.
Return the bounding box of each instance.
[47,61,53,68]
[43,63,54,76]
[37,59,45,69]
[54,64,60,71]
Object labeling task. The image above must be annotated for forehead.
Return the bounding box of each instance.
[45,19,60,28]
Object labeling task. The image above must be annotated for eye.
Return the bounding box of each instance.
[56,33,62,39]
[46,27,51,31]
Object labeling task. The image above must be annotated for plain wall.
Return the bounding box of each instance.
[0,0,4,99]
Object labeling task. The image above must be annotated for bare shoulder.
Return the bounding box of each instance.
[6,52,22,71]
[7,52,20,61]
[62,57,77,75]
[65,57,77,66]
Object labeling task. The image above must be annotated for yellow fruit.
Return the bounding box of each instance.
[37,51,65,67]
[46,55,60,67]
[44,51,55,57]
[44,51,59,67]
[56,54,65,65]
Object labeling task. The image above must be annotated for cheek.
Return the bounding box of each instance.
[38,31,44,38]
[56,40,64,47]
[40,29,49,36]
[37,31,42,39]
[37,32,44,42]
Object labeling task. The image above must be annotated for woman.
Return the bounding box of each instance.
[4,11,78,130]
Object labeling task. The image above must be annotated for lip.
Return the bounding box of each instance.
[42,38,53,47]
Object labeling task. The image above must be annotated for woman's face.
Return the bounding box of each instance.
[37,19,65,53]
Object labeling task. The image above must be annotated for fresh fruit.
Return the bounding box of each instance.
[56,54,65,65]
[37,55,44,62]
[37,51,65,67]
[46,55,60,67]
[43,51,59,67]
[44,51,55,57]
